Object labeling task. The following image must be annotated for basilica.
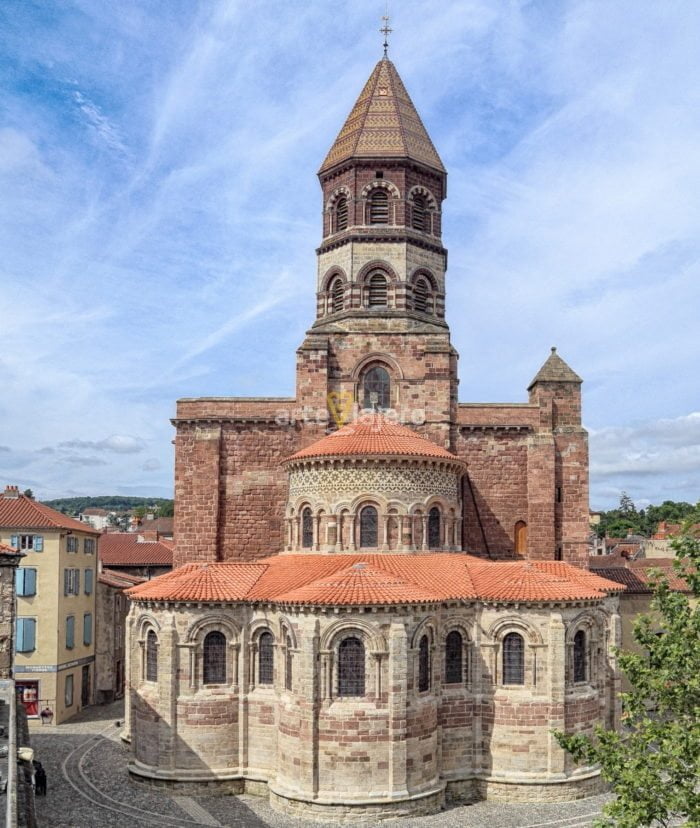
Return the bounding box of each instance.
[125,54,622,821]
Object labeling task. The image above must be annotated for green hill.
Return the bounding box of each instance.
[41,495,174,517]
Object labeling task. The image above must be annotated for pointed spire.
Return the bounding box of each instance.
[319,58,445,175]
[527,347,582,390]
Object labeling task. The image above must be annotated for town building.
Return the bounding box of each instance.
[78,507,113,531]
[125,54,623,820]
[0,486,100,724]
[100,532,173,579]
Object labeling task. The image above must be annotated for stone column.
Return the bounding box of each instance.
[382,513,389,548]
[335,514,343,551]
[547,612,566,775]
[157,614,178,771]
[238,625,249,774]
[122,610,136,742]
[313,514,321,551]
[348,514,357,551]
[388,620,409,797]
[422,515,429,551]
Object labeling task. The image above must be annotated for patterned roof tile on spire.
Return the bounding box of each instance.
[320,58,445,174]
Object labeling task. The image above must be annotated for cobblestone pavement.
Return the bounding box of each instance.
[30,701,610,828]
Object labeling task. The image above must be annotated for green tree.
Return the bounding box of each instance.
[23,488,34,499]
[555,528,700,827]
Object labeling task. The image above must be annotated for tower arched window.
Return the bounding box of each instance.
[418,634,431,692]
[503,632,525,685]
[301,507,313,548]
[335,195,348,231]
[362,365,390,410]
[203,631,226,685]
[359,505,378,548]
[413,277,430,313]
[338,636,365,696]
[367,273,388,307]
[428,506,441,549]
[369,189,389,224]
[445,630,463,684]
[573,630,587,683]
[258,631,274,685]
[412,194,427,231]
[146,630,158,682]
[514,521,527,555]
[330,278,344,313]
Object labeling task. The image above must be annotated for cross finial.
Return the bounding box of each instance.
[380,11,392,57]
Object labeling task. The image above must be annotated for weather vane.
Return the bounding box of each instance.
[380,6,392,57]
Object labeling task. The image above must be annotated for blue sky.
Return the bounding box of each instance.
[1,0,699,510]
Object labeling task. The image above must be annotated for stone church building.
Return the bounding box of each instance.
[125,56,623,821]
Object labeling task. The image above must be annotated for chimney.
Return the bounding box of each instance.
[2,485,20,499]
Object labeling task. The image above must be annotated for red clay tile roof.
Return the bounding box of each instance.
[98,569,146,589]
[137,517,174,535]
[99,533,173,567]
[590,556,692,593]
[0,542,22,556]
[286,416,460,464]
[0,493,100,534]
[128,553,623,606]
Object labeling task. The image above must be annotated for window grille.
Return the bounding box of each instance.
[338,636,365,696]
[362,365,390,409]
[367,273,388,307]
[146,630,158,682]
[369,189,389,224]
[428,506,441,548]
[445,630,463,684]
[331,278,344,313]
[503,632,525,684]
[418,634,431,692]
[412,195,426,231]
[285,635,293,691]
[413,277,429,312]
[203,631,226,684]
[258,631,274,685]
[335,196,348,231]
[301,507,313,548]
[573,630,587,683]
[359,505,378,548]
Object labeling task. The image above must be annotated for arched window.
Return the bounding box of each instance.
[418,634,431,692]
[503,632,525,685]
[428,506,441,549]
[362,365,390,410]
[573,630,587,683]
[412,194,427,231]
[359,505,378,548]
[514,521,527,555]
[367,273,388,307]
[258,631,274,685]
[285,635,293,691]
[146,630,158,682]
[335,195,348,231]
[413,277,430,312]
[330,278,344,313]
[338,636,365,696]
[369,189,389,224]
[301,507,313,548]
[445,630,463,684]
[203,631,226,685]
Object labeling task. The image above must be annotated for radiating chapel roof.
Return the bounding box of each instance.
[285,416,459,463]
[319,57,445,174]
[127,553,624,606]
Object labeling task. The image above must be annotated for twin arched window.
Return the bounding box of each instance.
[146,630,158,682]
[338,636,365,696]
[573,630,587,683]
[335,196,348,231]
[503,632,525,685]
[445,630,463,684]
[301,507,313,548]
[359,505,378,548]
[258,631,274,685]
[369,189,389,224]
[362,365,390,410]
[203,631,226,684]
[418,634,431,692]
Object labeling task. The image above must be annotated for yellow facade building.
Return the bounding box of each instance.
[0,485,100,724]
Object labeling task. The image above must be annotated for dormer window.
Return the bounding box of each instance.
[367,273,388,307]
[369,189,389,224]
[335,196,348,231]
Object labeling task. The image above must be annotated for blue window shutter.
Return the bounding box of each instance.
[75,569,80,595]
[34,536,43,552]
[27,569,36,596]
[64,569,69,596]
[16,619,25,652]
[66,616,75,649]
[85,569,93,595]
[11,535,18,550]
[83,613,92,646]
[26,619,35,651]
[15,569,24,595]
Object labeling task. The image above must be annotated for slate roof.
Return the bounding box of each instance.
[99,533,174,567]
[128,553,623,606]
[319,58,445,174]
[286,416,459,464]
[0,492,100,534]
[527,347,582,390]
